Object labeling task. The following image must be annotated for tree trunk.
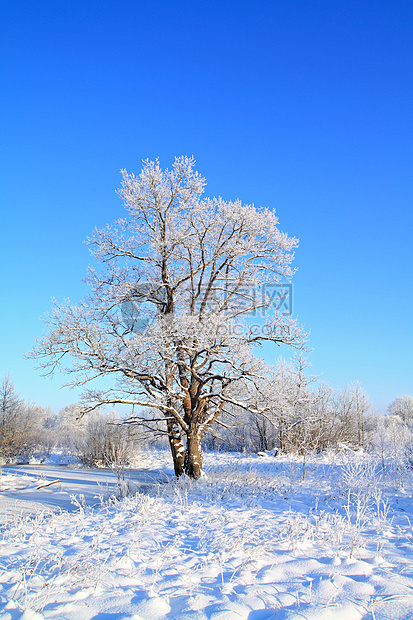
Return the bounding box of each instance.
[166,418,185,477]
[279,417,285,453]
[184,429,203,479]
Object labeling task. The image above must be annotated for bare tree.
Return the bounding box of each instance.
[0,376,25,460]
[0,376,52,461]
[29,157,306,478]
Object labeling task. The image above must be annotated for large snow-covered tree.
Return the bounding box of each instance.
[30,157,306,478]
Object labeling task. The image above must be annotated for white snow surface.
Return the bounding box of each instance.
[1,450,413,619]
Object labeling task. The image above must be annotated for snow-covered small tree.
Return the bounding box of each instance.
[388,396,413,423]
[373,413,413,489]
[78,410,135,469]
[30,157,306,478]
[326,382,371,449]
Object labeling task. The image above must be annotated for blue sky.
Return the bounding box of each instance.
[1,0,412,412]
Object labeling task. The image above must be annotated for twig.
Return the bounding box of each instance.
[36,479,60,490]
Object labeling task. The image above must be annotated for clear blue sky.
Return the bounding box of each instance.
[1,0,412,412]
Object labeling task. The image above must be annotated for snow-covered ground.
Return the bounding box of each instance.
[0,455,169,520]
[1,450,413,619]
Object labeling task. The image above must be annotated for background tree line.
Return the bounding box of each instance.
[0,375,142,469]
[2,372,412,474]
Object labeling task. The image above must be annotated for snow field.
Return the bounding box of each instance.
[1,451,413,619]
